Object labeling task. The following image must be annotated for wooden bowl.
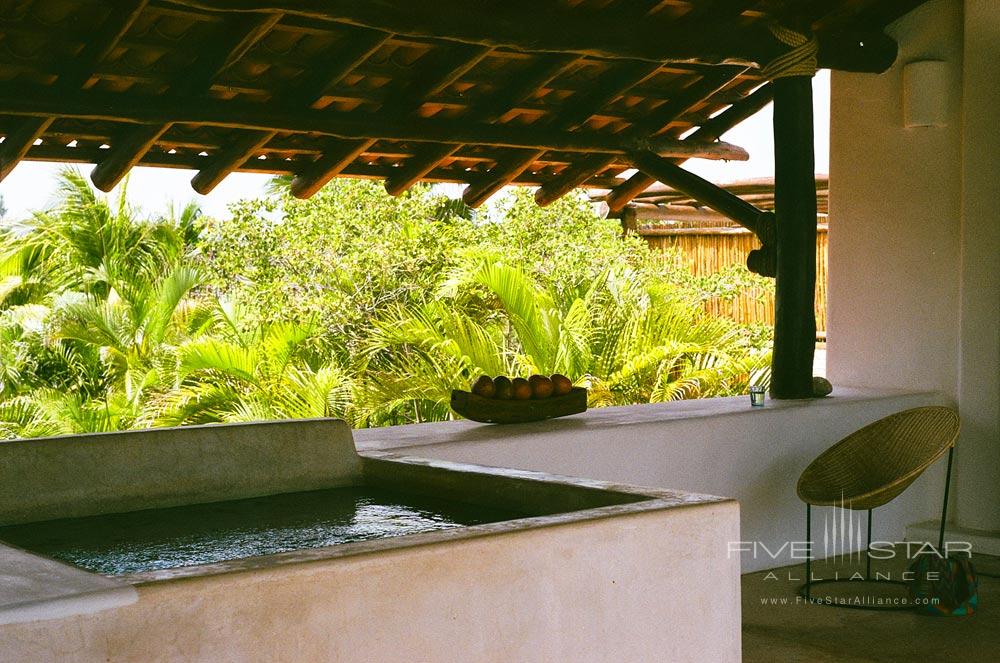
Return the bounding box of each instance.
[450,387,588,424]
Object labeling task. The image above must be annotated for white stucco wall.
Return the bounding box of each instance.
[956,0,1000,534]
[357,388,953,573]
[828,0,999,531]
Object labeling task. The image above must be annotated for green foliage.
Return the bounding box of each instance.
[153,300,352,426]
[0,172,773,438]
[357,258,770,424]
[199,180,478,358]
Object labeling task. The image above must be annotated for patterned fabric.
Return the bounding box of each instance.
[761,24,819,80]
[907,554,979,616]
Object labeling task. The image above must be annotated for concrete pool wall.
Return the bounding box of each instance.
[0,419,741,662]
[354,387,954,572]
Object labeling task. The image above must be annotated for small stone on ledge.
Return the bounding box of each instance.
[812,376,833,397]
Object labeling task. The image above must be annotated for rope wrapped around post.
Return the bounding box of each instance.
[761,25,818,80]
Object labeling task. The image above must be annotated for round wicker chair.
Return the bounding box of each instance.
[796,406,960,609]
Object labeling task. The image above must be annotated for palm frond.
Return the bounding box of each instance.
[179,338,259,385]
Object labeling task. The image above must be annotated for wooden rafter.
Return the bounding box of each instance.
[171,0,898,73]
[191,27,391,194]
[626,151,769,237]
[605,83,776,213]
[17,141,631,189]
[0,0,148,182]
[90,11,283,192]
[533,66,747,207]
[460,60,663,208]
[0,0,921,205]
[290,42,492,199]
[382,53,581,197]
[0,84,748,162]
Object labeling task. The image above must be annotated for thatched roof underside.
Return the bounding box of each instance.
[0,1,925,207]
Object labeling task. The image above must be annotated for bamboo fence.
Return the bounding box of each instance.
[640,221,828,332]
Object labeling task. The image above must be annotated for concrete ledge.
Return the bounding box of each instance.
[0,543,137,625]
[1,501,741,662]
[0,418,358,525]
[354,386,949,451]
[355,387,954,572]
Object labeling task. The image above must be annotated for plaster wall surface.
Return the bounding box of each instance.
[0,501,740,663]
[356,388,953,573]
[828,0,964,395]
[0,418,360,525]
[956,0,1000,532]
[829,0,1000,531]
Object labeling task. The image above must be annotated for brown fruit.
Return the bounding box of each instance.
[471,375,495,398]
[511,377,533,400]
[528,374,553,399]
[550,374,573,396]
[493,376,513,400]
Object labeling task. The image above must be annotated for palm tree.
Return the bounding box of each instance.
[356,299,511,425]
[152,300,352,426]
[0,169,207,436]
[11,169,192,300]
[357,254,770,425]
[54,262,204,416]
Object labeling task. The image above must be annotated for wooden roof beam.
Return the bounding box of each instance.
[22,141,629,189]
[191,27,390,194]
[0,82,749,161]
[383,54,580,197]
[610,203,759,225]
[604,82,775,212]
[0,1,148,183]
[460,60,663,208]
[626,150,769,237]
[289,43,491,199]
[172,0,898,73]
[533,66,746,207]
[0,118,54,182]
[91,11,282,192]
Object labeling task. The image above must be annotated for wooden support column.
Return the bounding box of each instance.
[769,76,817,399]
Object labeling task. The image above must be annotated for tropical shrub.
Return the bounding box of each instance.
[0,172,772,437]
[356,254,769,425]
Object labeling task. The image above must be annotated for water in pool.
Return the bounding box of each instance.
[0,487,521,576]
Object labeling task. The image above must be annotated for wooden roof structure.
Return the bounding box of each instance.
[0,0,923,209]
[595,176,831,223]
[0,1,932,400]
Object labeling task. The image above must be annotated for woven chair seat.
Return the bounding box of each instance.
[797,406,960,510]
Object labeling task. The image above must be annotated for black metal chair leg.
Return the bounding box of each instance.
[805,503,811,600]
[866,509,872,580]
[938,446,954,552]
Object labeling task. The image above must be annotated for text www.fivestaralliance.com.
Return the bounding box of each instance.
[759,596,939,606]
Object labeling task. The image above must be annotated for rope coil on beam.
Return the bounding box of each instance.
[761,25,818,80]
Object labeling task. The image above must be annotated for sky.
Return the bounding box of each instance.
[0,72,829,220]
